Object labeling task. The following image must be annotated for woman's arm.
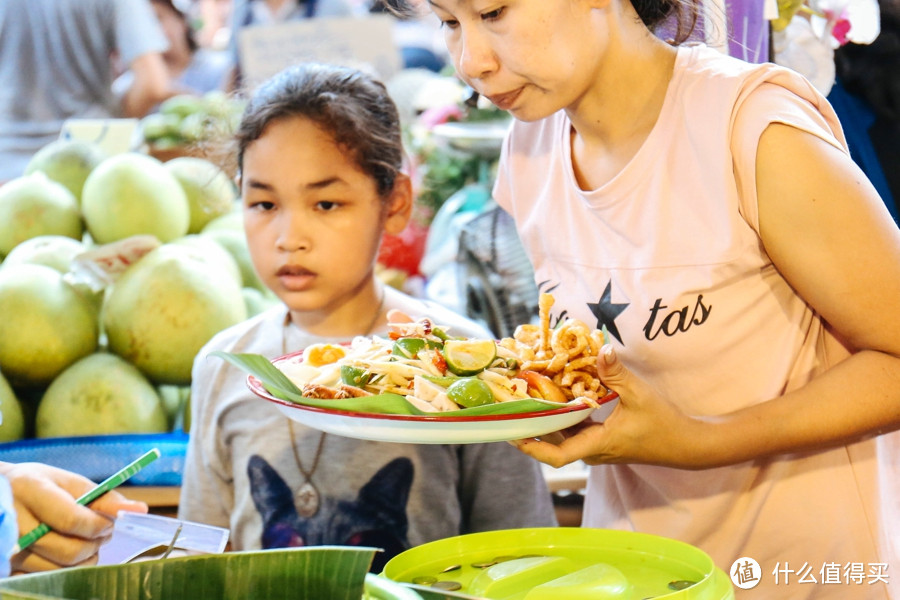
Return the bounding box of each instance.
[515,123,900,469]
[700,122,900,462]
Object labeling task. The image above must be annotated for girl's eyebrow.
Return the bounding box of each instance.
[305,176,346,190]
[245,178,273,190]
[244,176,347,191]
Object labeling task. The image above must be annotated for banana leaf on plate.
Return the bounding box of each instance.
[217,352,567,417]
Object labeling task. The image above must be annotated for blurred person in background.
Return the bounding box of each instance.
[828,0,900,223]
[0,0,176,182]
[193,0,236,51]
[225,0,357,91]
[115,0,232,97]
[369,0,448,72]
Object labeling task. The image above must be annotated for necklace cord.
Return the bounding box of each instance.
[281,283,386,499]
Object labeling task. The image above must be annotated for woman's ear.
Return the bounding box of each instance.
[383,173,414,235]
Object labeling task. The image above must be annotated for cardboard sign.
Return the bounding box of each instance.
[60,118,141,155]
[237,14,401,88]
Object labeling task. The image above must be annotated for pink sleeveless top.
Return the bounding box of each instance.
[493,44,898,599]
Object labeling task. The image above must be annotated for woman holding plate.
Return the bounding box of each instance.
[381,0,900,597]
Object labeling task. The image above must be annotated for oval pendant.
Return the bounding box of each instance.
[295,481,320,518]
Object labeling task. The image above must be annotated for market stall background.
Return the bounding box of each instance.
[0,0,887,519]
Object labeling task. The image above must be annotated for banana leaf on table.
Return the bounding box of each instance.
[0,547,417,600]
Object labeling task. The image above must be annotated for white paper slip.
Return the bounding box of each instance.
[98,511,229,565]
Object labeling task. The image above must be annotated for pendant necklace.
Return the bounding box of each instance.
[281,285,385,518]
[287,419,326,517]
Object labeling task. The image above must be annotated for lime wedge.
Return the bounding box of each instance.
[447,377,494,407]
[443,339,497,376]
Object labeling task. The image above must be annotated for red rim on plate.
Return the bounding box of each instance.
[245,350,617,423]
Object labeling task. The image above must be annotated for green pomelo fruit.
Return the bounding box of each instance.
[81,153,189,244]
[242,286,279,317]
[200,208,243,233]
[202,228,267,292]
[0,234,87,273]
[0,264,99,387]
[35,353,168,438]
[159,94,206,118]
[165,157,237,233]
[103,243,247,385]
[0,172,83,258]
[157,384,187,420]
[140,113,182,142]
[157,383,191,431]
[171,234,242,286]
[0,370,25,442]
[24,139,106,205]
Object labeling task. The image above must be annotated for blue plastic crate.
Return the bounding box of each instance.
[0,432,189,486]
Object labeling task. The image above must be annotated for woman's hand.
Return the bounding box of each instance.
[513,346,710,469]
[0,462,148,573]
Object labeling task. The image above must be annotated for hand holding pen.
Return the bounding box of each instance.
[0,454,153,574]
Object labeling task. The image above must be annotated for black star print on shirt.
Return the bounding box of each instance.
[587,281,629,344]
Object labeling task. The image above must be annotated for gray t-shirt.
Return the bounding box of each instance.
[0,0,168,180]
[179,297,557,568]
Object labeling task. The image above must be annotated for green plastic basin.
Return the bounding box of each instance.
[382,527,736,600]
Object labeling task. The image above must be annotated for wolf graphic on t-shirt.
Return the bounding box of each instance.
[247,455,413,571]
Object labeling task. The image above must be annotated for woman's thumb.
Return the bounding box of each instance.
[596,344,628,390]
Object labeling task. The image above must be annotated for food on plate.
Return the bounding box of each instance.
[277,294,610,413]
[498,293,609,403]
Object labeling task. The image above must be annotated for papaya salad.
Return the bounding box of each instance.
[275,294,611,413]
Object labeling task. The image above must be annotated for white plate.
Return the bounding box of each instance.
[247,369,617,445]
[431,121,510,158]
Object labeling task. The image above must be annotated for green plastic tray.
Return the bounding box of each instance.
[382,528,736,600]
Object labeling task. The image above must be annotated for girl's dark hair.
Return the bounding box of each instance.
[380,0,700,45]
[235,63,404,198]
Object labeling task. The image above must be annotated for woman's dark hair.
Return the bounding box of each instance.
[380,0,700,45]
[235,63,404,199]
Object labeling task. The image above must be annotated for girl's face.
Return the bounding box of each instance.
[429,0,604,121]
[240,116,410,327]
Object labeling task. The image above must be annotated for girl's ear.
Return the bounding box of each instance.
[383,173,414,235]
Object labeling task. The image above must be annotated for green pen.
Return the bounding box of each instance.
[11,448,160,555]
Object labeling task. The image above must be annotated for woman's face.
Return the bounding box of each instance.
[240,116,403,320]
[428,0,605,121]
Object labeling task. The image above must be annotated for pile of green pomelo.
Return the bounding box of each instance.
[0,138,279,443]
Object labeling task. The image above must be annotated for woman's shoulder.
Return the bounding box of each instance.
[678,44,825,102]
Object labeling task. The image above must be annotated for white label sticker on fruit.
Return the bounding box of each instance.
[67,235,161,291]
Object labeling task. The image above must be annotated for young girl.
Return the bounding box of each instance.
[178,63,556,571]
[384,0,900,597]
